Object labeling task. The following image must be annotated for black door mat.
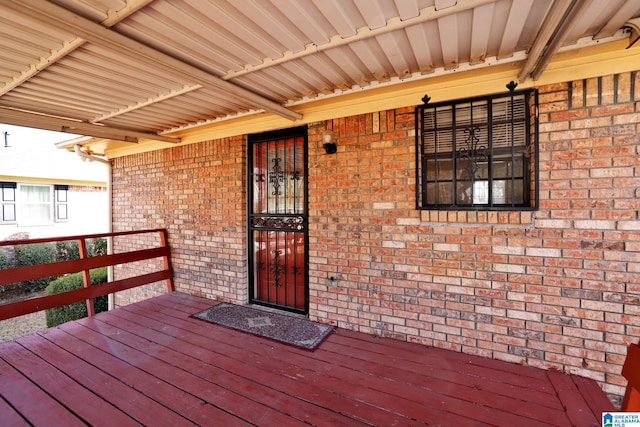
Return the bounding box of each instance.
[193,303,333,350]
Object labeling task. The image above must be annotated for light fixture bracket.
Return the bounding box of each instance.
[626,17,640,49]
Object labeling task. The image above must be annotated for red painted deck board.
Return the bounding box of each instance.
[0,292,615,426]
[113,298,430,426]
[0,339,139,427]
[53,323,252,427]
[0,396,28,427]
[573,374,619,419]
[15,332,193,426]
[128,297,492,425]
[0,354,86,427]
[101,312,382,426]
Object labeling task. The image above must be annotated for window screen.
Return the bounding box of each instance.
[19,184,52,224]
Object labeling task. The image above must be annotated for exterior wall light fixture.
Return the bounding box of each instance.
[322,131,337,154]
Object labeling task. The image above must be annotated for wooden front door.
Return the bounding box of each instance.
[248,127,307,313]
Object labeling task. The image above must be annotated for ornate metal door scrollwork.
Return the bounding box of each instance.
[269,249,285,287]
[253,215,304,289]
[251,215,304,230]
[268,158,285,196]
[459,126,487,181]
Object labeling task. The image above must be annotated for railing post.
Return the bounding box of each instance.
[78,238,95,317]
[160,229,174,292]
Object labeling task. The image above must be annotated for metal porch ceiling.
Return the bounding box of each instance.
[0,0,639,144]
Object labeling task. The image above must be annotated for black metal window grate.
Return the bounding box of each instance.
[416,87,538,210]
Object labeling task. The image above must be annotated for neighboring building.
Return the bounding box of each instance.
[0,126,108,241]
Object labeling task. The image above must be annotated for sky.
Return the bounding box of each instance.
[0,124,78,149]
[0,124,107,182]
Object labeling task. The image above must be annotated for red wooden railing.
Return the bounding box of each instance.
[0,229,174,321]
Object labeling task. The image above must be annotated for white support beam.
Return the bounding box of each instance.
[530,0,593,81]
[0,108,181,144]
[91,84,203,123]
[225,0,496,79]
[0,0,154,97]
[517,0,574,82]
[0,38,84,96]
[7,0,302,122]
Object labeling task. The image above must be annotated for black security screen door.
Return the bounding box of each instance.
[248,126,308,314]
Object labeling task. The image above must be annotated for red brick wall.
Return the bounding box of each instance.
[112,136,248,306]
[112,71,639,399]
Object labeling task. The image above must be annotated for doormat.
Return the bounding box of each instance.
[193,303,333,351]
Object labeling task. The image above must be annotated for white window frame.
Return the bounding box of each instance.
[17,183,54,226]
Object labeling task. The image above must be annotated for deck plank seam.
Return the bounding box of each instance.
[98,307,430,426]
[114,298,566,426]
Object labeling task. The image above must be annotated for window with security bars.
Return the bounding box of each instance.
[416,88,538,210]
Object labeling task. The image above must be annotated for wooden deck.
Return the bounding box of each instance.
[0,292,615,426]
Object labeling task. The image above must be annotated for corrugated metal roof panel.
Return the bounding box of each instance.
[0,0,637,143]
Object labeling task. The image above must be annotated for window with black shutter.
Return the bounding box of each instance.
[1,182,16,222]
[55,185,69,221]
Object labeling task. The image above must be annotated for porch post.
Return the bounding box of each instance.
[160,229,174,292]
[78,238,95,317]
